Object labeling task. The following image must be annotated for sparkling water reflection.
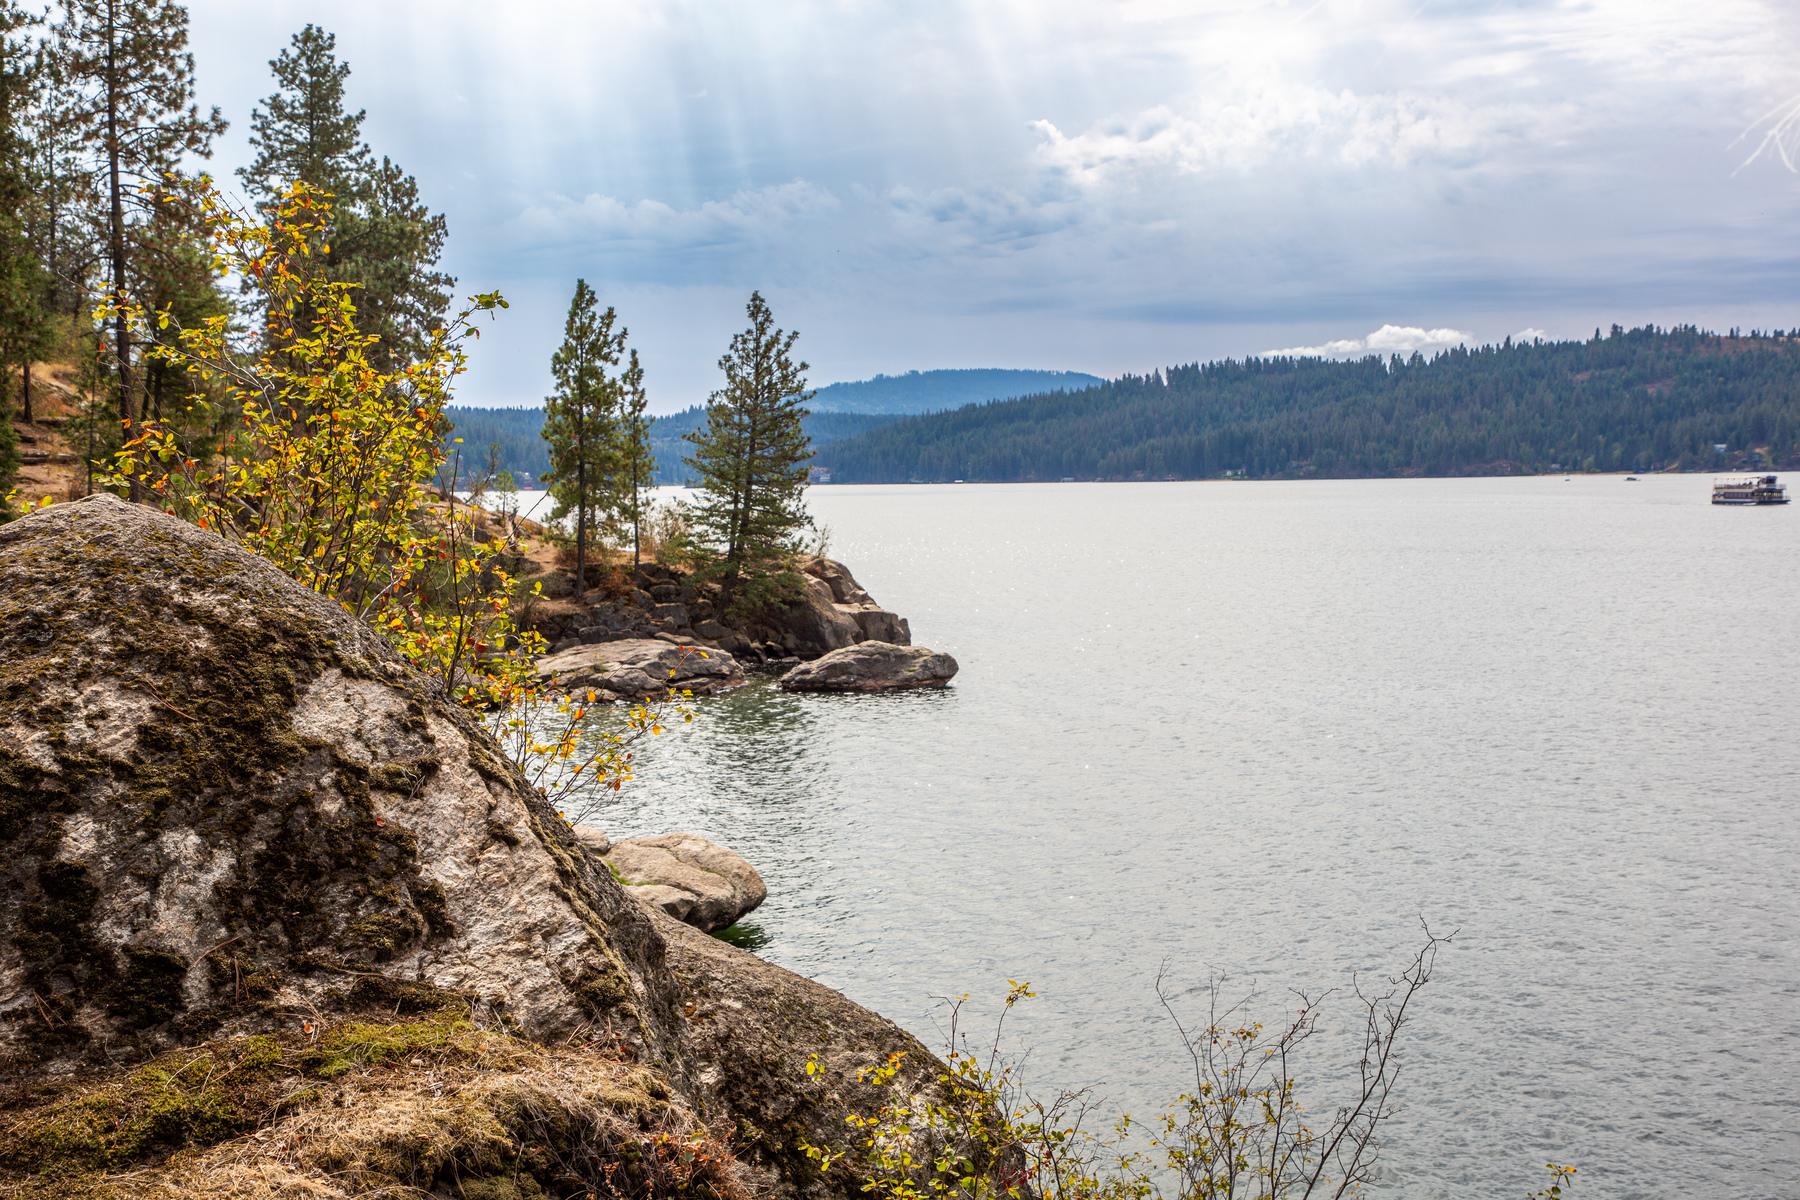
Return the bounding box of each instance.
[567,476,1799,1200]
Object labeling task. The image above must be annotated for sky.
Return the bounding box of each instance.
[185,0,1800,411]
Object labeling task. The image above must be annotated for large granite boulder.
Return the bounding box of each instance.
[0,495,958,1200]
[779,641,959,692]
[533,636,743,700]
[0,494,657,1061]
[601,833,767,933]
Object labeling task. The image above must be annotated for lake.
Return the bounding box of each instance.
[566,475,1799,1200]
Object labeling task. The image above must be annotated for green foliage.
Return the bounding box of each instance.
[52,0,229,426]
[1528,1165,1578,1198]
[237,24,452,371]
[542,277,626,592]
[683,290,814,601]
[440,404,899,490]
[616,345,655,563]
[816,326,1800,482]
[442,405,553,484]
[99,178,531,707]
[807,982,1147,1200]
[0,3,57,444]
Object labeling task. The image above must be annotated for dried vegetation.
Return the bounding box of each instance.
[0,1007,750,1200]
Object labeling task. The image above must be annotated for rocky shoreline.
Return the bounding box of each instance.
[0,495,960,1199]
[523,556,909,665]
[526,555,958,700]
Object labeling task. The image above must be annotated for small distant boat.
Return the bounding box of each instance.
[1712,475,1789,505]
[1625,476,1639,481]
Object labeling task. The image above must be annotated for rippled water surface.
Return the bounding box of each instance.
[568,476,1800,1199]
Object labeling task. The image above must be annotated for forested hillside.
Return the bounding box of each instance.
[812,326,1800,482]
[809,368,1104,414]
[442,405,899,485]
[646,408,896,485]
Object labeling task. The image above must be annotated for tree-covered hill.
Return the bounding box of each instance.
[812,326,1800,483]
[645,408,896,486]
[441,405,899,486]
[809,368,1104,414]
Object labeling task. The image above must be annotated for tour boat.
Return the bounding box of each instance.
[1711,475,1790,505]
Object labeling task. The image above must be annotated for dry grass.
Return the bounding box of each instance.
[0,1010,749,1200]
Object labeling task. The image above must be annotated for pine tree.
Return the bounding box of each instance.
[54,0,227,436]
[613,348,655,565]
[22,39,99,363]
[684,291,813,603]
[0,1,56,448]
[542,279,623,595]
[237,24,366,200]
[238,26,452,371]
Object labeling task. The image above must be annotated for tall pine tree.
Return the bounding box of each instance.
[542,279,623,595]
[684,291,813,603]
[614,347,655,566]
[238,25,452,371]
[54,0,226,436]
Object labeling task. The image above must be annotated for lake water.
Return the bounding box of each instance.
[566,476,1799,1200]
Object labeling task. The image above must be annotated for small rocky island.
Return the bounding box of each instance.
[0,495,959,1198]
[525,549,957,700]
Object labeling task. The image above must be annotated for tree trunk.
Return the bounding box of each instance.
[103,1,138,501]
[631,447,640,567]
[574,459,587,597]
[18,360,29,425]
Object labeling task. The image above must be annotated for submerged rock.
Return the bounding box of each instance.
[0,494,957,1200]
[602,833,767,933]
[779,641,959,693]
[532,636,743,700]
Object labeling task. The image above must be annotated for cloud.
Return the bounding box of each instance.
[1030,86,1509,183]
[1514,328,1549,343]
[882,184,1083,251]
[1264,325,1472,359]
[507,181,839,253]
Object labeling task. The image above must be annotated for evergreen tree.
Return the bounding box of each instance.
[238,26,452,371]
[53,0,227,435]
[542,279,623,595]
[21,38,99,365]
[0,1,56,441]
[614,347,655,565]
[684,291,813,601]
[237,24,366,200]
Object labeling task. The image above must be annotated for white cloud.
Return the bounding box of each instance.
[1030,86,1509,183]
[1514,328,1548,343]
[508,181,839,252]
[1264,325,1472,360]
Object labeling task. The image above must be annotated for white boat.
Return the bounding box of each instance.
[1711,475,1789,505]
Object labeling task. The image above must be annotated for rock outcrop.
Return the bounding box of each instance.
[601,833,767,933]
[533,636,744,700]
[779,642,959,693]
[522,556,913,664]
[781,558,911,658]
[0,495,956,1200]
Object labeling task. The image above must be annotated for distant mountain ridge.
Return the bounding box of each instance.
[811,326,1800,483]
[442,366,1102,485]
[808,368,1105,415]
[440,404,901,487]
